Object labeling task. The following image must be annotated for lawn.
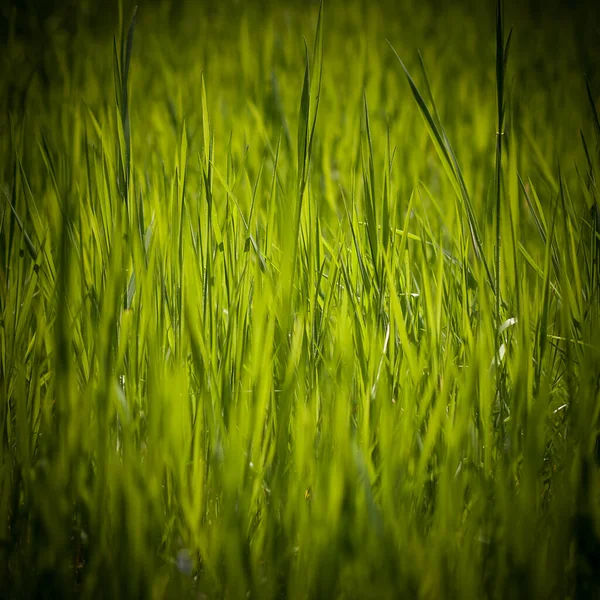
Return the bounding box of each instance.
[1,0,600,597]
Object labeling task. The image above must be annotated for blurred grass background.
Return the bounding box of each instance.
[1,0,600,598]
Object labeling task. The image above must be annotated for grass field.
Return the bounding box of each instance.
[2,0,600,597]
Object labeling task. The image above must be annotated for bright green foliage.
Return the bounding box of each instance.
[1,0,600,597]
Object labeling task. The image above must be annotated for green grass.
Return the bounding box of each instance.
[1,0,600,597]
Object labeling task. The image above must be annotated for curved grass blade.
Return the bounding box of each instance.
[388,41,495,293]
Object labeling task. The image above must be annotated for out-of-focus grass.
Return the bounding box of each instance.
[1,0,600,597]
